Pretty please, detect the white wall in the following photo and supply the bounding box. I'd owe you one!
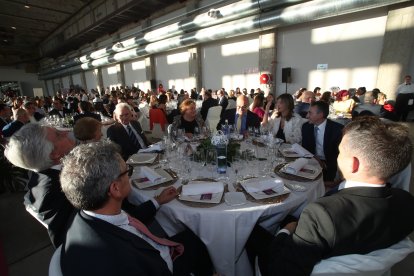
[71,73,82,88]
[123,59,149,90]
[85,70,99,91]
[275,12,388,95]
[202,35,260,91]
[155,50,194,91]
[0,66,45,97]
[102,64,121,89]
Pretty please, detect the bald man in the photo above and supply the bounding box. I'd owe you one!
[218,95,260,134]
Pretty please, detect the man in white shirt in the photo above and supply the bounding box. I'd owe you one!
[247,116,414,275]
[395,75,414,121]
[60,141,213,276]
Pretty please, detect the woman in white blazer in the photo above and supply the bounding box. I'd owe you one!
[262,94,305,144]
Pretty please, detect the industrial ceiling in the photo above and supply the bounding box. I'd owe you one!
[0,0,182,67]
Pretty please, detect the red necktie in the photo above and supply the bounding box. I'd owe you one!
[127,215,184,260]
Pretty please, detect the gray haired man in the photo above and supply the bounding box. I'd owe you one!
[6,123,177,247]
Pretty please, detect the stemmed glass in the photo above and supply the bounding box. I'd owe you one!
[231,153,242,185]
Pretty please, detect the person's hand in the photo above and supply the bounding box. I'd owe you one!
[283,221,298,234]
[155,186,178,205]
[265,100,273,111]
[185,132,193,139]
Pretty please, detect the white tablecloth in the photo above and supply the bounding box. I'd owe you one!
[129,162,325,276]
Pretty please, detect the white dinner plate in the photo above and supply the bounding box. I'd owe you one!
[132,168,173,189]
[280,163,322,180]
[127,153,158,165]
[179,182,224,204]
[240,181,290,200]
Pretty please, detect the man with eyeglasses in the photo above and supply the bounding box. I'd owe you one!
[5,123,176,248]
[219,95,260,135]
[60,141,214,276]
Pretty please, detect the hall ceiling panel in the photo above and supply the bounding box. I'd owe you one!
[0,0,183,66]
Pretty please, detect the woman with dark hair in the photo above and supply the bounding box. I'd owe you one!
[251,95,265,121]
[171,99,204,139]
[320,91,332,103]
[262,93,304,144]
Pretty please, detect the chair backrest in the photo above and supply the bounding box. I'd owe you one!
[206,106,223,131]
[311,237,414,276]
[48,245,62,276]
[149,108,168,131]
[226,99,236,110]
[151,123,166,139]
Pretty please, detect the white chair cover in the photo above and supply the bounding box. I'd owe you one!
[151,123,165,139]
[226,99,236,110]
[205,106,223,131]
[311,238,414,276]
[48,245,62,276]
[255,238,414,276]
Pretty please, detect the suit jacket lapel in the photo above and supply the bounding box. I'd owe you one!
[80,211,160,253]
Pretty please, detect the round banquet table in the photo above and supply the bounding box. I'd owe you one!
[128,156,325,276]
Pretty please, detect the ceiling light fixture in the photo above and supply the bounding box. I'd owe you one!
[11,26,16,29]
[24,1,30,8]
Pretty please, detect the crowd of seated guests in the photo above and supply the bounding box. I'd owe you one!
[2,78,414,275]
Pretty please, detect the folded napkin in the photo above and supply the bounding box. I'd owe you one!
[182,182,224,196]
[285,158,308,174]
[138,142,163,153]
[243,178,284,193]
[132,166,165,183]
[291,143,313,157]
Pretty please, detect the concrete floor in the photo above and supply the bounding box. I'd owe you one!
[1,123,414,276]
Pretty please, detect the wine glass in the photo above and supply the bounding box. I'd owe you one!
[193,150,206,179]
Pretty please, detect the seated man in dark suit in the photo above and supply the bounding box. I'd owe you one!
[73,101,101,124]
[246,117,414,276]
[2,108,29,138]
[218,95,260,134]
[5,124,176,248]
[60,141,213,276]
[49,97,71,118]
[200,90,218,121]
[302,101,343,185]
[107,103,150,160]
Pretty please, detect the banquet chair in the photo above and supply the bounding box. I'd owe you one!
[206,106,222,131]
[151,123,165,140]
[255,238,414,276]
[49,245,62,276]
[149,108,168,131]
[226,99,236,110]
[311,237,414,276]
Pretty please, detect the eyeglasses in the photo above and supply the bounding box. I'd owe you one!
[237,105,248,110]
[118,165,134,178]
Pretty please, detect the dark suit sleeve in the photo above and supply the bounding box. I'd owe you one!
[122,199,157,225]
[269,202,335,275]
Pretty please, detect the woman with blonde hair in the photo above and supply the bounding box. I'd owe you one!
[171,99,204,139]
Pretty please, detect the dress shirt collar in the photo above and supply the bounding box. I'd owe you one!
[338,180,386,190]
[50,164,62,171]
[315,118,327,130]
[83,209,129,227]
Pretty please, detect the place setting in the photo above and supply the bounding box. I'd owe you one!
[130,165,178,190]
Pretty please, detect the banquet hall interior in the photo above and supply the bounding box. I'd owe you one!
[1,0,414,275]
